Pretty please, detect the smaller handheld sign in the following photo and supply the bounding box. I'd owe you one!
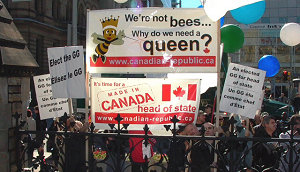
[33,74,69,120]
[47,46,86,98]
[220,63,266,119]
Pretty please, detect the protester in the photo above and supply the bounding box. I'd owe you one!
[196,110,206,131]
[104,129,128,172]
[65,116,89,172]
[277,92,288,103]
[292,93,300,113]
[167,123,199,172]
[204,104,213,123]
[190,122,215,172]
[253,114,279,170]
[25,109,36,166]
[129,130,156,172]
[33,106,47,147]
[279,114,300,172]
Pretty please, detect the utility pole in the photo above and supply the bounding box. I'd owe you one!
[72,0,78,46]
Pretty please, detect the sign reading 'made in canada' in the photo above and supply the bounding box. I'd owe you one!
[91,78,201,130]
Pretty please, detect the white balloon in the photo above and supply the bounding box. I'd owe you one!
[204,0,264,21]
[280,23,300,46]
[114,0,128,3]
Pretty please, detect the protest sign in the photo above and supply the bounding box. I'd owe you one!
[91,78,201,130]
[33,74,69,120]
[86,8,219,73]
[220,63,266,118]
[47,46,86,98]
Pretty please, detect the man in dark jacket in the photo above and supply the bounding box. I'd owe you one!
[253,114,279,170]
[190,122,215,172]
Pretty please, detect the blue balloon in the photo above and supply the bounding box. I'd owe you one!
[220,17,224,27]
[198,5,203,8]
[230,0,266,24]
[258,55,280,77]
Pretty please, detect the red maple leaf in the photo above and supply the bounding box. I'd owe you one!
[173,86,185,98]
[204,47,210,53]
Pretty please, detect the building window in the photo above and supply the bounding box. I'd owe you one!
[261,17,270,23]
[277,46,290,63]
[241,46,255,62]
[279,17,287,23]
[259,46,272,57]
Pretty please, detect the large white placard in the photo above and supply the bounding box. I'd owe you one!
[91,78,201,130]
[47,46,86,98]
[33,74,69,120]
[220,63,266,119]
[86,8,219,73]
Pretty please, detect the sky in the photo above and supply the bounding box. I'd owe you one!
[167,73,217,94]
[181,0,202,8]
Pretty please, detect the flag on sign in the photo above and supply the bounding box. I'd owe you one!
[162,84,197,101]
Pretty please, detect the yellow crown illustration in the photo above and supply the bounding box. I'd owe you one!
[100,16,119,30]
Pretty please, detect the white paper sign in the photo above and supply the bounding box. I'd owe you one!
[86,8,219,73]
[91,78,201,130]
[220,63,266,119]
[33,74,69,120]
[47,46,86,98]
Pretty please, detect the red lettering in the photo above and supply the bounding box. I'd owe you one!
[101,101,110,111]
[101,93,155,111]
[145,93,154,102]
[128,96,138,106]
[135,94,145,104]
[118,97,128,108]
[111,99,120,110]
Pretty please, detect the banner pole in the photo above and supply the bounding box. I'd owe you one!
[68,98,73,116]
[85,71,90,168]
[213,21,222,172]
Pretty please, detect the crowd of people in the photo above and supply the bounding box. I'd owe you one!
[22,101,300,172]
[166,103,300,172]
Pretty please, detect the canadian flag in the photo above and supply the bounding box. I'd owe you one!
[162,84,197,101]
